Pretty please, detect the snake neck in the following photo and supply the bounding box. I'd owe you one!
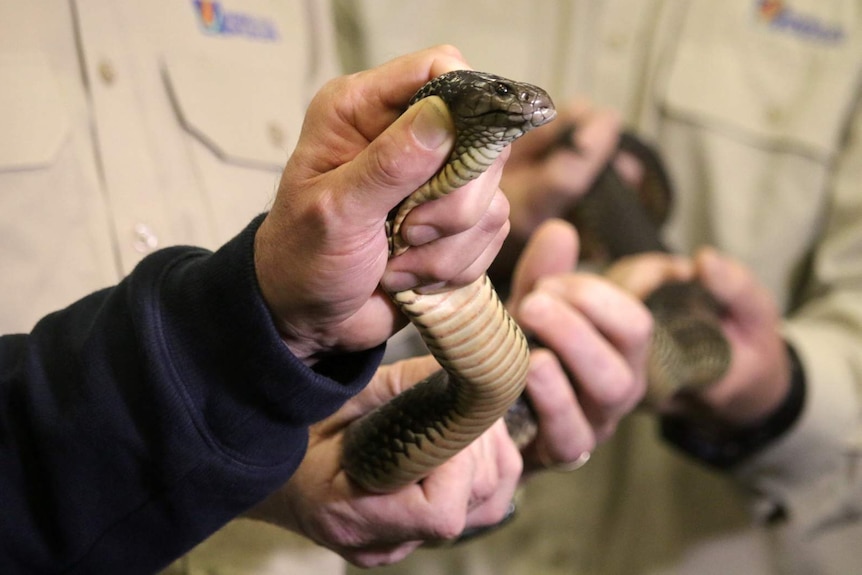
[388,126,511,257]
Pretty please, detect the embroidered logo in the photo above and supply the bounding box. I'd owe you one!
[756,0,845,44]
[193,1,280,42]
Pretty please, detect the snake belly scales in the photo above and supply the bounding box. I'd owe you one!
[341,70,730,494]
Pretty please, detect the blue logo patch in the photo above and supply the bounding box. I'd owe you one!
[193,1,280,42]
[756,0,845,44]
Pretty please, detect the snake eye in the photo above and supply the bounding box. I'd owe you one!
[494,82,510,96]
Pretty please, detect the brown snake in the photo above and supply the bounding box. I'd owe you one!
[341,71,731,494]
[342,70,555,493]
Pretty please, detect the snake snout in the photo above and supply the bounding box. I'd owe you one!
[519,88,556,129]
[531,102,557,128]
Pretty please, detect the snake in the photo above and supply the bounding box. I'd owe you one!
[341,70,556,493]
[341,70,731,494]
[566,130,732,406]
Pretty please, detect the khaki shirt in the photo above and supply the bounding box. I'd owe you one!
[343,1,862,573]
[1,1,345,573]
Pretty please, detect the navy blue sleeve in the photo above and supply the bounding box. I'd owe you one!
[0,215,383,574]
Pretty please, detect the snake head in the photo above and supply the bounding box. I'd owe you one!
[386,70,558,257]
[410,70,557,141]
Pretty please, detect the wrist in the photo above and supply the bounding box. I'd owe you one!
[661,343,806,469]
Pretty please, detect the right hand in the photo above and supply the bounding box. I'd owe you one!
[501,99,621,247]
[254,46,511,364]
[507,220,652,471]
[606,249,791,426]
[247,355,522,568]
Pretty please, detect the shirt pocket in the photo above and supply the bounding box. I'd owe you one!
[660,3,860,160]
[162,53,303,171]
[0,53,69,170]
[161,53,308,241]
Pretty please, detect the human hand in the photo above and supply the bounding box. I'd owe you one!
[246,355,521,567]
[500,99,620,249]
[507,220,650,471]
[254,46,510,364]
[605,249,792,426]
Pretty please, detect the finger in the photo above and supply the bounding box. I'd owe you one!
[317,45,475,224]
[397,150,509,247]
[531,149,603,195]
[435,221,510,291]
[511,98,610,158]
[345,541,423,569]
[346,45,470,140]
[464,423,522,528]
[523,107,621,195]
[524,348,595,464]
[383,201,510,293]
[414,448,478,540]
[571,105,621,157]
[539,274,653,369]
[338,96,458,223]
[695,247,777,328]
[509,218,579,308]
[364,355,443,406]
[317,355,442,432]
[519,290,632,434]
[520,281,649,432]
[605,252,695,299]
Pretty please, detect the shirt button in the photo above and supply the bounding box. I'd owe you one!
[132,223,159,254]
[765,105,784,126]
[605,32,629,50]
[98,60,117,85]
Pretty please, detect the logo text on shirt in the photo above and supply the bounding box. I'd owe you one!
[756,0,845,44]
[193,1,280,42]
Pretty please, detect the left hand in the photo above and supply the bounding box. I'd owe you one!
[246,355,521,567]
[606,248,792,426]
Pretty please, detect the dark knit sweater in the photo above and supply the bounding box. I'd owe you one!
[0,216,381,573]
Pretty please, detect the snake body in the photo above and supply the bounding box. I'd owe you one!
[341,70,557,493]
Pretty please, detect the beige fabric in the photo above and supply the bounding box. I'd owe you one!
[1,1,344,573]
[342,1,862,573]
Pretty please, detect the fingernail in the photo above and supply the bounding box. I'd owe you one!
[411,97,453,150]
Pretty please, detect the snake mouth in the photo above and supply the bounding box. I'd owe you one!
[463,107,556,128]
[531,106,558,127]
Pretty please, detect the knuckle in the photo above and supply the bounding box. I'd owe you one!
[536,390,575,423]
[472,465,502,504]
[631,305,655,343]
[348,546,412,569]
[367,132,410,189]
[482,191,511,231]
[421,254,458,282]
[594,420,619,443]
[427,512,467,541]
[595,368,638,410]
[506,448,524,477]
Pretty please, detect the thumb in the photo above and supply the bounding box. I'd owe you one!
[316,355,441,434]
[508,219,579,308]
[340,96,456,223]
[695,247,774,328]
